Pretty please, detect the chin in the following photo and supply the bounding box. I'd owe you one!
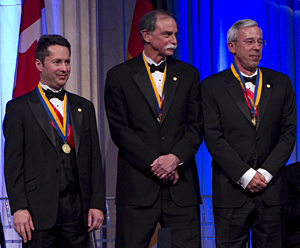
[165,51,174,56]
[251,63,260,68]
[57,82,67,88]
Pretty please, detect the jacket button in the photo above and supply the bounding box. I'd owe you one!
[56,169,59,173]
[161,137,165,141]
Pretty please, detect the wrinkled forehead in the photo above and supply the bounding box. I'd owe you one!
[155,15,176,27]
[237,26,263,39]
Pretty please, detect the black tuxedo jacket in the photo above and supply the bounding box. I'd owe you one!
[3,89,105,230]
[105,53,202,207]
[202,67,296,208]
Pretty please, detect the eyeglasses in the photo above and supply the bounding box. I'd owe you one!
[235,38,266,46]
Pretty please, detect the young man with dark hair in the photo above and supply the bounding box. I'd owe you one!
[4,34,106,247]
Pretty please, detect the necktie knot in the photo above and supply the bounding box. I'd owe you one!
[43,89,65,101]
[243,75,257,85]
[148,61,165,73]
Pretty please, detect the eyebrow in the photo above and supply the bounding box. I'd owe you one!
[161,30,178,35]
[51,59,70,62]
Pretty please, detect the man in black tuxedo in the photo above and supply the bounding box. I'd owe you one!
[105,9,202,248]
[202,19,296,248]
[4,34,106,247]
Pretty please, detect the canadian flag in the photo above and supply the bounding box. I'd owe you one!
[13,0,46,98]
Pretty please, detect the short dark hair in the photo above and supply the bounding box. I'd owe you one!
[138,9,173,44]
[35,34,71,66]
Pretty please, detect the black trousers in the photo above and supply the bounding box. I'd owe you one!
[23,190,89,248]
[284,226,300,248]
[214,195,285,248]
[115,187,201,248]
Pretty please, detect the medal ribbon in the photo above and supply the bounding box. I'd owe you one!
[49,101,75,149]
[142,50,167,117]
[230,61,263,116]
[36,84,69,143]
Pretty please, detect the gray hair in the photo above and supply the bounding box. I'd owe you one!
[227,19,261,43]
[138,9,173,44]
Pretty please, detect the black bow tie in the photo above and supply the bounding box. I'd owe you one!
[43,89,65,101]
[243,75,257,85]
[148,61,165,73]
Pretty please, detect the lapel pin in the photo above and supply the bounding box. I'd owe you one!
[173,77,177,81]
[266,84,271,88]
[78,108,82,112]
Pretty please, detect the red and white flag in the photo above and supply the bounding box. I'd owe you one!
[13,0,46,98]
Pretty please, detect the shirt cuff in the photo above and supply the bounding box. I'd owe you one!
[257,168,273,183]
[177,160,184,167]
[237,168,257,189]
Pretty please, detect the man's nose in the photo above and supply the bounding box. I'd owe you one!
[60,63,67,71]
[171,34,177,44]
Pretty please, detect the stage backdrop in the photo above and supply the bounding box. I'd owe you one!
[0,0,299,247]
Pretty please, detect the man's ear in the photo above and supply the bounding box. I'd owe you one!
[142,29,151,43]
[228,42,236,55]
[35,59,43,72]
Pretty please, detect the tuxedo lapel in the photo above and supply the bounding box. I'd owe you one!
[133,55,158,118]
[161,61,179,124]
[256,72,272,129]
[225,70,253,125]
[28,90,56,148]
[133,55,180,124]
[68,94,82,154]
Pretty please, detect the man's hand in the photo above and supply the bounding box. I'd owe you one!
[87,208,104,233]
[13,209,34,243]
[150,154,180,180]
[162,169,179,185]
[247,172,267,193]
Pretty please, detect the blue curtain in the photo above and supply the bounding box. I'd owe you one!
[171,0,300,246]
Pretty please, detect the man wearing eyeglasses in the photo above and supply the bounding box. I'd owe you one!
[201,19,296,248]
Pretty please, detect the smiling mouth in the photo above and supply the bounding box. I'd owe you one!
[57,74,68,78]
[250,55,260,60]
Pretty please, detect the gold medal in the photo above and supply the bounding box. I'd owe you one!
[157,114,162,124]
[62,143,71,154]
[251,116,257,127]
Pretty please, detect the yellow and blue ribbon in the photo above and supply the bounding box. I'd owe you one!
[231,61,262,116]
[142,50,167,116]
[36,83,69,142]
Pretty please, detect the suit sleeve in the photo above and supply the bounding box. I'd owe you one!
[259,76,296,177]
[3,101,29,214]
[104,69,161,176]
[201,78,252,182]
[166,69,202,168]
[87,102,106,212]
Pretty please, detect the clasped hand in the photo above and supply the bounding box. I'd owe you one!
[247,172,267,193]
[150,154,180,185]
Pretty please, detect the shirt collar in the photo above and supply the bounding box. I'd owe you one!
[39,82,63,93]
[144,53,165,66]
[240,70,257,78]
